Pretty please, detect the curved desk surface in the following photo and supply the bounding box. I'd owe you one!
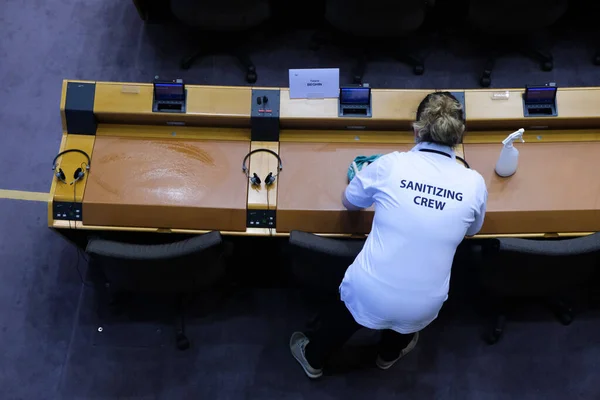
[83,136,249,232]
[466,141,600,234]
[49,80,600,238]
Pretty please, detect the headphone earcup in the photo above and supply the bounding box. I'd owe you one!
[73,168,85,181]
[56,168,66,183]
[265,172,275,186]
[250,173,261,186]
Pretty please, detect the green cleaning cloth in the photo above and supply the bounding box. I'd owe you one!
[348,154,383,182]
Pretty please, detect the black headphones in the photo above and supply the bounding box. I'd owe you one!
[242,149,283,186]
[52,149,91,185]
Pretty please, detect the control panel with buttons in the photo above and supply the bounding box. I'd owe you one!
[247,209,276,228]
[251,89,280,141]
[53,201,83,221]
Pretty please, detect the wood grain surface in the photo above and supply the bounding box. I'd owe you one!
[465,142,600,234]
[83,136,250,231]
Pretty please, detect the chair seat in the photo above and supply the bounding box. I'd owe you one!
[86,231,228,293]
[325,1,426,37]
[468,0,568,31]
[171,0,271,31]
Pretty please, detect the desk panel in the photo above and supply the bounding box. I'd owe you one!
[465,142,600,234]
[83,136,250,231]
[465,88,600,130]
[279,89,433,130]
[93,82,252,126]
[277,142,413,233]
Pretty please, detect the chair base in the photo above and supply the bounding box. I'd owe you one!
[483,297,573,345]
[310,30,424,85]
[351,52,424,85]
[478,43,554,88]
[175,294,191,351]
[95,282,193,351]
[594,50,600,66]
[180,49,257,84]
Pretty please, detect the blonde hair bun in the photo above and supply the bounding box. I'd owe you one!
[413,93,465,147]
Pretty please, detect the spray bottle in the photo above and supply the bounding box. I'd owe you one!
[495,128,525,177]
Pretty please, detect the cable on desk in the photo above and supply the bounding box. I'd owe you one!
[69,180,92,288]
[266,186,273,237]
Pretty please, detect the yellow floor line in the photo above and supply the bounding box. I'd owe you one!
[0,189,49,202]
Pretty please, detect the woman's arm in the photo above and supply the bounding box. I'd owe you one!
[342,159,382,210]
[342,190,364,210]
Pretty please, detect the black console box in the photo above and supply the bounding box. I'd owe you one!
[53,201,83,221]
[251,89,280,141]
[247,209,276,228]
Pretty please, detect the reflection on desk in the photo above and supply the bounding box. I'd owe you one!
[83,136,250,231]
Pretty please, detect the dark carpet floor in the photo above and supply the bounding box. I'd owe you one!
[2,1,600,399]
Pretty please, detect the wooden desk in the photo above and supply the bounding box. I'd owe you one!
[50,80,600,238]
[465,87,600,130]
[51,80,256,234]
[280,89,433,130]
[465,141,600,235]
[277,141,413,234]
[83,134,249,232]
[93,82,252,127]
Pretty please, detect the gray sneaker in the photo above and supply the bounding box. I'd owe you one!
[289,332,323,379]
[376,332,419,370]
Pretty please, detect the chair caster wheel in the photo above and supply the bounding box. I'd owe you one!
[480,76,491,87]
[180,57,193,70]
[246,66,257,84]
[541,61,553,72]
[484,327,503,345]
[176,333,190,350]
[550,300,573,325]
[246,72,257,84]
[413,65,424,75]
[557,312,573,325]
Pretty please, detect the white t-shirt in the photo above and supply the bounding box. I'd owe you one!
[340,142,488,334]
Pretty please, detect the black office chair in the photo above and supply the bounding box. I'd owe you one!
[288,231,365,293]
[86,231,232,350]
[477,233,600,344]
[312,0,432,84]
[170,0,272,83]
[467,0,569,87]
[287,231,366,335]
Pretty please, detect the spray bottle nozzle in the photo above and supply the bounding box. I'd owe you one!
[502,128,525,146]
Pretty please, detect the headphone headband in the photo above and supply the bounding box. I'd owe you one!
[242,149,283,178]
[52,149,91,170]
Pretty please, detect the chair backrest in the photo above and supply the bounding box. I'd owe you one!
[86,231,228,293]
[468,0,569,29]
[324,0,428,37]
[287,230,365,293]
[479,233,600,295]
[171,0,271,31]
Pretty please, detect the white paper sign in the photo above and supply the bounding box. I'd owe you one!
[289,68,340,99]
